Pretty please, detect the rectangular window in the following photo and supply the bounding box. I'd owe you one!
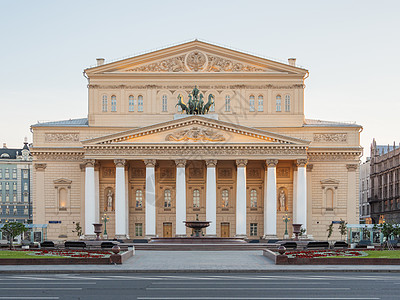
[12,169,17,179]
[102,95,108,112]
[23,170,28,179]
[258,96,264,112]
[162,95,168,112]
[276,96,282,112]
[0,169,2,179]
[24,182,28,191]
[250,223,258,236]
[111,95,117,112]
[24,207,28,215]
[0,183,2,191]
[285,95,291,112]
[5,169,9,179]
[23,193,28,202]
[6,194,9,202]
[225,95,230,112]
[13,194,17,202]
[5,183,9,191]
[138,95,144,112]
[13,183,16,191]
[249,96,255,112]
[129,95,135,112]
[135,223,143,237]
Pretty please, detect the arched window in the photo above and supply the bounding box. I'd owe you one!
[59,188,67,210]
[111,95,117,112]
[258,95,264,112]
[136,190,143,208]
[138,95,144,112]
[326,188,334,211]
[164,189,171,208]
[250,189,257,208]
[102,95,108,112]
[249,95,255,112]
[285,95,291,112]
[222,189,229,208]
[193,189,200,208]
[129,95,135,112]
[225,95,231,112]
[276,95,281,112]
[13,194,17,202]
[162,95,168,112]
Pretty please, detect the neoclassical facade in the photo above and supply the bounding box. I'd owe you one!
[31,40,362,240]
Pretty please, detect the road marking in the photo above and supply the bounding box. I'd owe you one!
[0,282,96,285]
[0,288,82,290]
[151,282,330,285]
[137,297,380,300]
[0,298,59,300]
[146,287,350,290]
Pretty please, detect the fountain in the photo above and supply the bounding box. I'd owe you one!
[183,214,210,237]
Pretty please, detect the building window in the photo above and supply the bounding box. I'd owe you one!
[285,95,291,112]
[6,194,9,202]
[111,95,117,112]
[12,169,17,179]
[162,95,168,112]
[249,95,255,112]
[136,189,143,208]
[258,95,264,112]
[193,189,200,208]
[250,223,258,236]
[13,194,17,202]
[13,207,17,215]
[276,95,281,112]
[0,183,2,191]
[129,95,135,112]
[5,183,9,191]
[164,189,171,208]
[23,193,28,202]
[135,223,143,236]
[24,206,28,215]
[102,95,107,112]
[24,182,28,191]
[138,95,144,112]
[225,95,230,112]
[5,169,9,179]
[0,169,2,179]
[23,170,28,179]
[5,206,9,215]
[250,189,257,208]
[59,188,67,211]
[13,183,17,191]
[222,189,229,208]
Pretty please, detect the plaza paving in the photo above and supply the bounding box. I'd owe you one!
[2,250,400,273]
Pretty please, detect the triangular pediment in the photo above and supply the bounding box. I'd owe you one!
[82,115,310,146]
[53,178,72,185]
[85,40,307,75]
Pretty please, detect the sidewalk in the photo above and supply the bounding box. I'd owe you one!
[1,250,400,273]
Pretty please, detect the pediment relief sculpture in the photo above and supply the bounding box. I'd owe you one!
[125,51,266,73]
[165,127,225,142]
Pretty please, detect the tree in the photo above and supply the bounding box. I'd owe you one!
[327,223,334,240]
[338,219,347,241]
[1,222,28,250]
[72,222,83,238]
[373,222,400,249]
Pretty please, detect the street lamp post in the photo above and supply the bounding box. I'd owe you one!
[282,214,291,239]
[102,213,109,239]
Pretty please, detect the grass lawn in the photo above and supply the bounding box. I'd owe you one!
[332,250,400,259]
[0,250,67,259]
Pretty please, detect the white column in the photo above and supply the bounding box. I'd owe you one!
[265,159,278,238]
[206,160,217,236]
[145,160,156,237]
[306,164,313,239]
[296,159,308,231]
[115,159,127,239]
[125,167,130,239]
[94,165,100,223]
[263,166,268,236]
[84,160,96,237]
[293,169,298,223]
[175,160,187,236]
[347,164,358,224]
[236,159,248,237]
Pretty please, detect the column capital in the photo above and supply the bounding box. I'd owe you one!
[84,159,96,168]
[34,163,47,171]
[175,159,187,168]
[144,159,156,168]
[114,159,126,168]
[236,159,248,167]
[206,160,217,168]
[346,164,358,172]
[266,159,278,168]
[296,158,308,167]
[306,164,314,172]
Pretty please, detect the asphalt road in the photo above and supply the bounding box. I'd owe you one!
[0,272,398,300]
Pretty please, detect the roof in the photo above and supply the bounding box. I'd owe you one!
[31,118,88,127]
[304,119,361,128]
[0,148,20,160]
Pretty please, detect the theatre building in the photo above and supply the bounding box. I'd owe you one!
[31,40,362,240]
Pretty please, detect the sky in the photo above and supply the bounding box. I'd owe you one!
[1,0,399,161]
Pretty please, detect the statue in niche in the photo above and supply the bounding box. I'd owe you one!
[105,189,114,212]
[279,189,287,211]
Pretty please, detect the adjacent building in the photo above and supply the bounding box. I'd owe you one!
[31,40,362,241]
[0,139,32,225]
[359,158,371,223]
[369,139,400,224]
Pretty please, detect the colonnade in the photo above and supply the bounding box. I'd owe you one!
[84,158,308,238]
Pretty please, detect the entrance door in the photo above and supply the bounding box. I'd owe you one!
[221,223,230,238]
[163,223,172,237]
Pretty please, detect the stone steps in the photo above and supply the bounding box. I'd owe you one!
[132,243,277,251]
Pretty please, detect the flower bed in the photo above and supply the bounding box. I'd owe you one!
[22,249,112,259]
[285,249,368,259]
